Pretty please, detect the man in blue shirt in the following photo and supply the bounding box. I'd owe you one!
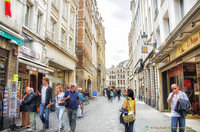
[63,84,82,132]
[167,84,189,132]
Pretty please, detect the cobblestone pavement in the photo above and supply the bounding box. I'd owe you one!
[2,97,196,132]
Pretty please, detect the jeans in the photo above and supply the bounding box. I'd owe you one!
[171,116,186,132]
[29,112,36,130]
[67,109,77,132]
[125,121,135,132]
[39,104,50,129]
[85,96,89,104]
[55,106,65,129]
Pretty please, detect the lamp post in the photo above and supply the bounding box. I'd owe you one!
[141,32,157,48]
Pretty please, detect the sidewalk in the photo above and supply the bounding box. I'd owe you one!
[163,112,200,132]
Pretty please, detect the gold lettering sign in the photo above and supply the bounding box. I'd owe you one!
[176,30,200,57]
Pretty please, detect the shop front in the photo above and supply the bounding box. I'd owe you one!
[0,25,23,129]
[159,29,200,116]
[19,33,52,108]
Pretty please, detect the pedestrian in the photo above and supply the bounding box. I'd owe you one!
[106,89,111,100]
[38,77,52,132]
[77,88,85,118]
[47,84,65,132]
[110,89,114,102]
[22,88,37,132]
[19,87,30,128]
[117,89,121,101]
[63,84,83,132]
[167,84,189,132]
[84,90,89,105]
[121,88,136,132]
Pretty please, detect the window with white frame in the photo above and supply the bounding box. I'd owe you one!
[180,0,184,18]
[61,29,65,48]
[50,18,56,40]
[36,12,41,34]
[68,37,73,52]
[70,8,75,28]
[52,0,57,7]
[24,3,31,27]
[62,0,66,18]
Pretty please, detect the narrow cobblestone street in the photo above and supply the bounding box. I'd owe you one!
[3,96,196,132]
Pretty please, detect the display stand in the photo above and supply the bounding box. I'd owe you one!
[9,81,20,130]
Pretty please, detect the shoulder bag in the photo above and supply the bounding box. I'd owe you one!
[122,99,135,123]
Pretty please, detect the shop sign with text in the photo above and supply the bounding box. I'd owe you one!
[176,30,200,57]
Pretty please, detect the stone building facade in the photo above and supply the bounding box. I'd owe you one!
[0,0,24,129]
[45,0,78,95]
[107,60,130,90]
[76,0,106,96]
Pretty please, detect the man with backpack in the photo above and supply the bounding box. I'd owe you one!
[63,84,82,132]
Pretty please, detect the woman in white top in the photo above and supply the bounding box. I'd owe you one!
[48,84,65,132]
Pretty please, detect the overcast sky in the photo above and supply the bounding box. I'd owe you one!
[97,0,131,68]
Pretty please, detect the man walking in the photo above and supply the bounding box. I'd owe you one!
[64,84,82,132]
[167,84,189,132]
[117,88,121,101]
[38,77,52,132]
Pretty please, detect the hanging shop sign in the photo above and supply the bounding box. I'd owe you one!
[176,29,200,57]
[142,47,148,53]
[13,74,18,81]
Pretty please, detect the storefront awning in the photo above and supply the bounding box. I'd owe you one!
[19,59,54,74]
[0,25,23,46]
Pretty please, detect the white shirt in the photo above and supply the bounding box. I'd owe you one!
[55,92,65,107]
[41,86,48,104]
[168,91,189,117]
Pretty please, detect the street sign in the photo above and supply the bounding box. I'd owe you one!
[92,91,97,97]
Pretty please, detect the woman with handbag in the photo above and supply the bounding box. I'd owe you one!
[121,89,136,132]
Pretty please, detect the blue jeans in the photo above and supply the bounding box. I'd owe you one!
[56,106,65,129]
[171,116,186,132]
[67,109,77,132]
[125,121,135,132]
[39,104,50,129]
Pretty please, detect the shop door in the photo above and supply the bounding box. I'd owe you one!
[169,77,175,93]
[30,74,36,92]
[37,73,44,108]
[162,71,169,110]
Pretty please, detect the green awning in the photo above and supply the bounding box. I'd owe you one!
[0,29,23,46]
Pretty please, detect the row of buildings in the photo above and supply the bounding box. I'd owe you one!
[106,60,130,90]
[0,0,106,129]
[128,0,200,115]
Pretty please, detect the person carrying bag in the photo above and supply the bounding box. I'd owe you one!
[120,89,136,132]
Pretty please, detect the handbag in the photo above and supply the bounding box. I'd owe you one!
[122,99,135,123]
